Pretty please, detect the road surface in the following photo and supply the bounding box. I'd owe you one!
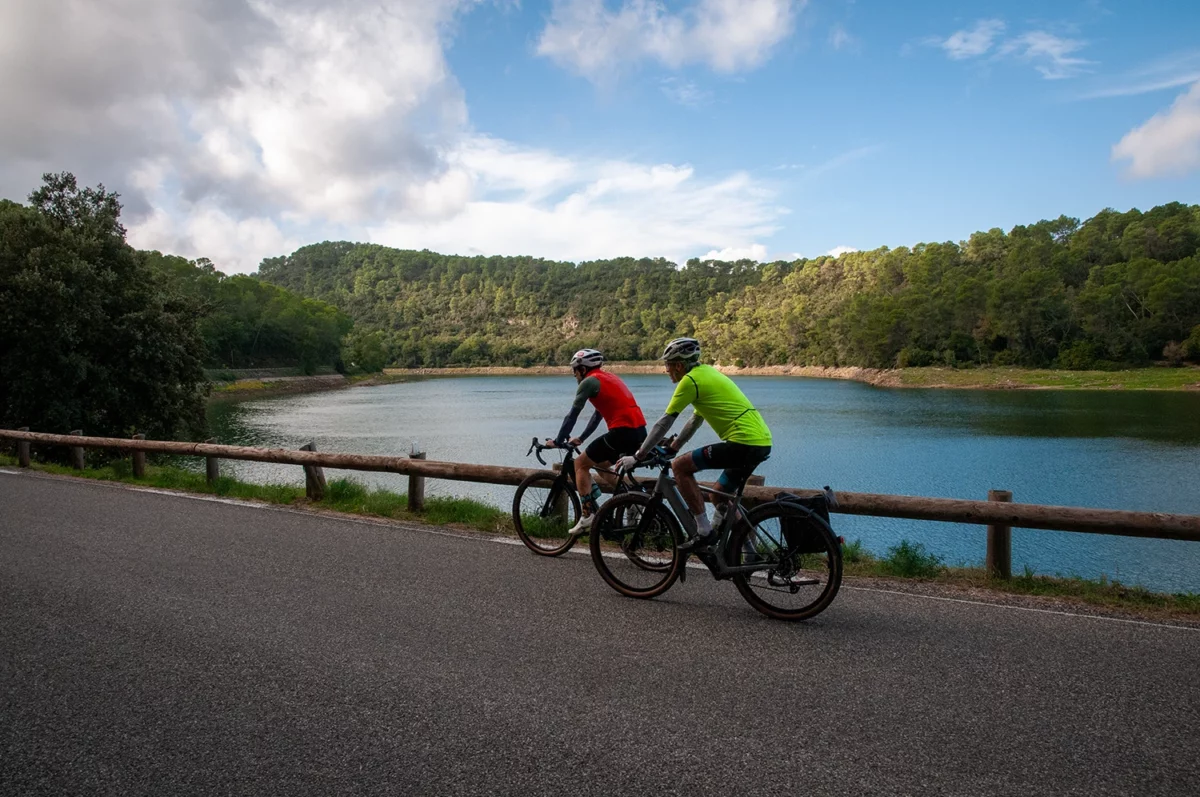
[2,470,1197,795]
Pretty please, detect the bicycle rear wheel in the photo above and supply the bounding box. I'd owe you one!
[729,503,843,621]
[589,492,682,598]
[512,472,581,556]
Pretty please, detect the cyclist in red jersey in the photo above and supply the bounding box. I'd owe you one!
[545,349,647,533]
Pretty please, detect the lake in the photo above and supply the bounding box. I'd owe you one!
[207,375,1200,593]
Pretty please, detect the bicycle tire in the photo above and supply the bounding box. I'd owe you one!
[512,471,582,556]
[729,502,843,621]
[589,492,683,598]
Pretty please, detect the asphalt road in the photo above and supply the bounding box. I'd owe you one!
[1,470,1197,796]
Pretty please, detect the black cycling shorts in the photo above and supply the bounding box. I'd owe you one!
[586,426,647,464]
[690,442,772,492]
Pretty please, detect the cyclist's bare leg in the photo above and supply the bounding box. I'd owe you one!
[574,452,602,515]
[671,453,705,516]
[592,466,618,492]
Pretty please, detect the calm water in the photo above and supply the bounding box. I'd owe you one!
[207,376,1200,593]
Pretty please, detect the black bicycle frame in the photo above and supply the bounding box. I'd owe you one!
[635,464,767,580]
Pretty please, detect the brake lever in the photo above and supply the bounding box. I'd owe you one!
[536,448,547,466]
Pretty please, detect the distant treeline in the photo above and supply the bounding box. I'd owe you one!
[142,252,351,373]
[259,202,1200,369]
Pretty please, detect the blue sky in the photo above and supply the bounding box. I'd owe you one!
[2,0,1199,271]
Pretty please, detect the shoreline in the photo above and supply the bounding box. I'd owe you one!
[207,363,1200,401]
[382,363,1200,391]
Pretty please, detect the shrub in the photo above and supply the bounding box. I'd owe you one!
[1056,340,1101,370]
[841,538,870,564]
[1186,325,1200,362]
[896,347,937,368]
[880,540,944,578]
[1163,341,1186,366]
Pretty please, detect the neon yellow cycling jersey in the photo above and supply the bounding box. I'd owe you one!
[664,364,772,446]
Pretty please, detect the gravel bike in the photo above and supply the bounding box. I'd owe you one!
[588,448,843,621]
[512,437,647,557]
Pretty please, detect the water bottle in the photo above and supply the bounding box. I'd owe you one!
[711,504,728,533]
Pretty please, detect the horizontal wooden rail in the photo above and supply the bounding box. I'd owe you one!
[3,429,1199,543]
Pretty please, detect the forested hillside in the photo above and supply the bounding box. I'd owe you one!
[258,203,1200,369]
[142,252,351,372]
[260,247,761,365]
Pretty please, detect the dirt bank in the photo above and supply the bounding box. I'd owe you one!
[385,363,900,385]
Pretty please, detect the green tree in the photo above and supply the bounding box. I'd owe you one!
[0,174,208,441]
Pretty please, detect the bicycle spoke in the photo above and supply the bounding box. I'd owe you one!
[513,473,581,557]
[730,504,843,621]
[590,493,681,597]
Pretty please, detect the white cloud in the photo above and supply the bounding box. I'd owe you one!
[930,20,1093,80]
[940,19,1005,60]
[536,0,801,82]
[829,25,858,52]
[1112,81,1200,178]
[998,31,1093,80]
[3,0,788,274]
[826,245,857,257]
[369,137,785,264]
[701,244,769,261]
[660,77,712,107]
[799,145,882,183]
[1078,51,1200,99]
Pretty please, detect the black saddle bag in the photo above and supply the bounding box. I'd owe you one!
[774,487,838,555]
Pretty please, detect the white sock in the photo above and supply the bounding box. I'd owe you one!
[693,512,712,536]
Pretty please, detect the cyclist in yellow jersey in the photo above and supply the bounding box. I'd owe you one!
[616,338,772,548]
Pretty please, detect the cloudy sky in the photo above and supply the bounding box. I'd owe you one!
[2,0,1199,273]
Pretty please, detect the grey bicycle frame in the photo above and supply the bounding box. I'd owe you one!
[649,466,766,578]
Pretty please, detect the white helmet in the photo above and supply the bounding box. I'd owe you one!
[662,337,701,363]
[570,348,604,371]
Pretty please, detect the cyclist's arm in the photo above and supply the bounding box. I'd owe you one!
[672,412,705,451]
[633,374,698,459]
[634,413,678,459]
[578,411,603,442]
[554,376,600,443]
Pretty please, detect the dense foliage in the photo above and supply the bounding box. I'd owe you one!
[260,245,762,366]
[141,252,352,373]
[259,203,1200,369]
[0,174,208,439]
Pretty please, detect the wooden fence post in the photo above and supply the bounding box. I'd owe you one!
[205,438,220,485]
[17,427,30,467]
[131,434,146,478]
[299,442,327,501]
[69,430,84,470]
[987,489,1013,580]
[408,445,426,513]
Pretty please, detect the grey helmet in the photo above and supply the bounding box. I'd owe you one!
[569,348,604,371]
[662,337,701,363]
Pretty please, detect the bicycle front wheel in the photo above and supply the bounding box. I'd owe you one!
[589,492,682,598]
[512,472,581,556]
[729,503,843,621]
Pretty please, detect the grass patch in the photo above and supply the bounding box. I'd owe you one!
[896,365,1200,390]
[9,455,305,504]
[0,455,507,531]
[837,537,1200,620]
[323,478,409,518]
[878,539,945,578]
[423,496,509,532]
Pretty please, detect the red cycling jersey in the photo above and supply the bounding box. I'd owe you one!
[589,370,646,430]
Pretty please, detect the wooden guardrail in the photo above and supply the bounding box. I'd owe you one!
[3,429,1200,579]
